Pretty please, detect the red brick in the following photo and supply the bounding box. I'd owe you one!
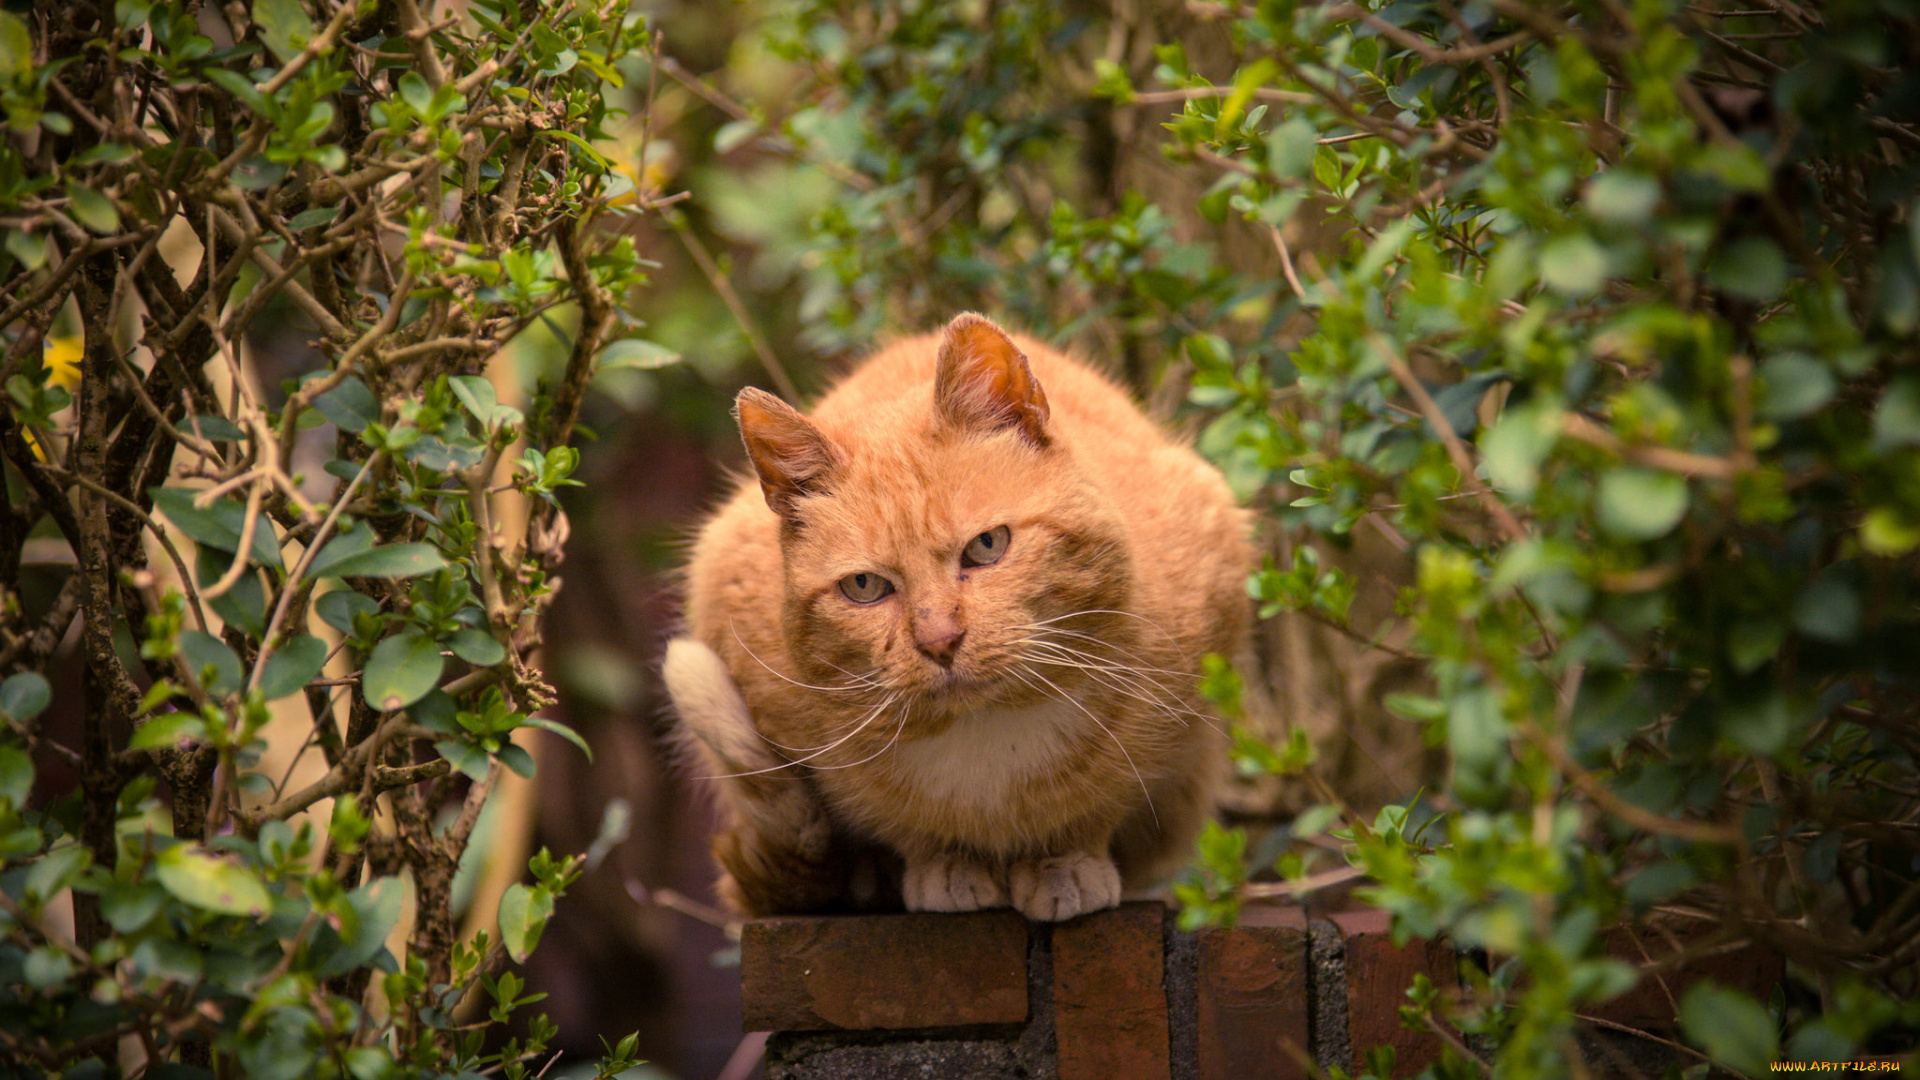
[1332,909,1459,1078]
[1053,902,1171,1080]
[741,910,1029,1032]
[1591,927,1785,1031]
[1197,904,1312,1080]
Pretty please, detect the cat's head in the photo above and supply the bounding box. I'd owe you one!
[734,313,1132,716]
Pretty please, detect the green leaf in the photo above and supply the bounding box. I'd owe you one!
[1584,170,1661,225]
[523,717,591,762]
[315,876,403,979]
[315,589,380,636]
[304,520,376,579]
[24,843,90,902]
[252,0,314,64]
[74,141,137,166]
[317,543,448,579]
[1540,234,1608,295]
[540,128,608,166]
[255,634,329,699]
[1680,982,1778,1077]
[1872,375,1920,450]
[1726,618,1784,674]
[185,413,250,442]
[713,117,759,153]
[497,741,536,778]
[5,229,50,271]
[130,935,203,983]
[1725,688,1796,757]
[361,628,443,711]
[410,689,459,734]
[1480,399,1562,500]
[1861,506,1920,556]
[1793,566,1861,644]
[65,180,120,235]
[179,630,244,695]
[154,844,271,917]
[1707,236,1788,303]
[1265,115,1318,181]
[448,627,506,667]
[127,712,209,751]
[0,11,31,81]
[24,947,74,990]
[99,879,166,933]
[0,745,31,804]
[434,739,490,782]
[1757,354,1835,420]
[0,671,51,722]
[1596,468,1688,541]
[497,882,553,963]
[198,545,267,638]
[344,1047,397,1080]
[597,338,682,371]
[1624,861,1697,906]
[287,206,340,231]
[309,375,379,434]
[405,434,485,473]
[204,67,268,114]
[151,487,285,571]
[448,375,499,423]
[397,71,432,114]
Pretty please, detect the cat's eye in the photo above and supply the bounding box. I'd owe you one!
[961,525,1011,568]
[838,572,894,604]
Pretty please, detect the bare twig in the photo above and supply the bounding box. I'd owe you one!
[668,214,802,402]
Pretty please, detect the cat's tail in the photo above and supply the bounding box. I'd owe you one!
[662,638,850,915]
[662,637,786,779]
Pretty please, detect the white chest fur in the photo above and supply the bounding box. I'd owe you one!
[887,699,1083,810]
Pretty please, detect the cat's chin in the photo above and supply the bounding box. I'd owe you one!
[910,669,1044,718]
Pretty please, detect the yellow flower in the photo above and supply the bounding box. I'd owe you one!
[599,132,676,207]
[25,335,81,461]
[43,334,81,390]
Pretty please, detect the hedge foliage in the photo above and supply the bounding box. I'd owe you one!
[0,0,658,1074]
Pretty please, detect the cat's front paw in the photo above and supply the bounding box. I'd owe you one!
[1009,852,1121,922]
[903,854,1007,912]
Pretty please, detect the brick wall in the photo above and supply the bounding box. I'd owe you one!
[740,902,1783,1080]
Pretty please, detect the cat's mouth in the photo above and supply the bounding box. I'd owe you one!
[916,664,1037,713]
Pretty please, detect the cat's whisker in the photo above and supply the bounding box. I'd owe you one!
[728,619,887,696]
[1016,608,1181,643]
[1008,626,1198,681]
[762,690,901,760]
[811,693,912,772]
[1009,632,1231,734]
[1011,638,1228,738]
[1011,639,1191,690]
[1007,634,1193,701]
[1009,665,1159,828]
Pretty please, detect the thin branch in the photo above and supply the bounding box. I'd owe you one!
[252,452,383,689]
[1383,343,1530,543]
[668,214,801,402]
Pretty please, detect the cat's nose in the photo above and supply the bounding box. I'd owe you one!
[915,625,965,665]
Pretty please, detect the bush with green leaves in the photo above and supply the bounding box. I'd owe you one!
[0,0,664,1074]
[668,0,1920,1074]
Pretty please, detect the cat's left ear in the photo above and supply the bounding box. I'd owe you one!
[736,386,842,522]
[935,312,1051,447]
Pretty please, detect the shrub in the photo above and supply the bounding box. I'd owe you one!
[0,0,659,1074]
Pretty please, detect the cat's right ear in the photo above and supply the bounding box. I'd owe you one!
[935,312,1050,446]
[736,387,841,521]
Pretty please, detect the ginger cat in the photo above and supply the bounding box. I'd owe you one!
[664,313,1251,922]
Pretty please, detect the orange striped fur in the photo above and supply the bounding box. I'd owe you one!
[665,313,1251,921]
